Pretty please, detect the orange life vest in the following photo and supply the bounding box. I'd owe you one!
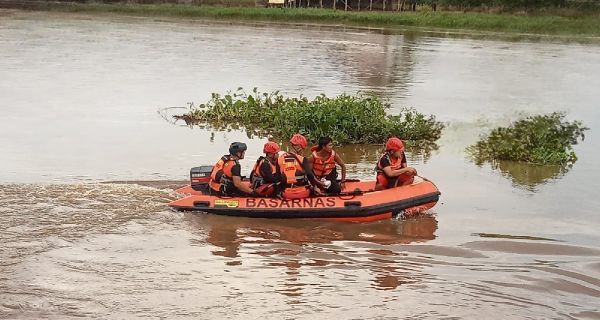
[311,150,337,178]
[209,155,238,193]
[277,152,307,186]
[375,152,405,188]
[250,156,277,186]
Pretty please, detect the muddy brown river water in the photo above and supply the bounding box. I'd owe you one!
[1,9,599,319]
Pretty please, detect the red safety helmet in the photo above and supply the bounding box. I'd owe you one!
[289,134,308,149]
[385,137,404,152]
[263,142,280,154]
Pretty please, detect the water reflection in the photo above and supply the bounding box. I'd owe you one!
[185,213,437,292]
[487,160,571,191]
[322,30,421,95]
[188,214,436,255]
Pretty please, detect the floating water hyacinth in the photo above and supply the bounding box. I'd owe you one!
[175,88,444,145]
[467,112,588,165]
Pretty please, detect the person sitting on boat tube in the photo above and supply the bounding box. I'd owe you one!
[250,141,282,197]
[276,134,325,199]
[374,137,417,190]
[309,136,347,195]
[209,142,256,196]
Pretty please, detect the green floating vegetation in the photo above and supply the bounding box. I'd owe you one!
[175,88,444,145]
[467,112,588,165]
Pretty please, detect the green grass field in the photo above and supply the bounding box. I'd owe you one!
[32,3,600,37]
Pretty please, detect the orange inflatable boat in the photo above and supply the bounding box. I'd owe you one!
[169,167,440,222]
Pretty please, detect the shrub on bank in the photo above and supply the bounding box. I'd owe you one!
[467,112,588,164]
[175,88,444,144]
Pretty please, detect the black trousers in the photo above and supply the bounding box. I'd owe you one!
[320,170,341,195]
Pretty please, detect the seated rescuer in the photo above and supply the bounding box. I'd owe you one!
[276,134,325,199]
[375,137,417,191]
[250,141,281,196]
[310,136,346,195]
[209,142,256,196]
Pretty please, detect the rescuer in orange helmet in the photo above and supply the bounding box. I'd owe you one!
[374,137,417,190]
[250,141,282,196]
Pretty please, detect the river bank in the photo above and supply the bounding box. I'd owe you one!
[4,2,600,37]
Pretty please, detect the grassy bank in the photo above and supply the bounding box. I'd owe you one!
[22,2,600,37]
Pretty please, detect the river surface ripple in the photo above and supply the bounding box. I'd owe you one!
[1,10,599,319]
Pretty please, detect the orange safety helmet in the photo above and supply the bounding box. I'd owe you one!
[263,141,280,154]
[289,134,308,149]
[385,137,405,152]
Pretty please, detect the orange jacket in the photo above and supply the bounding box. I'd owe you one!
[376,152,408,188]
[277,152,307,186]
[376,153,404,176]
[251,156,277,185]
[209,155,238,193]
[311,150,337,178]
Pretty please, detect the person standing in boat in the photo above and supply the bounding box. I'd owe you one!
[276,134,325,199]
[250,141,282,197]
[209,142,256,196]
[310,136,347,195]
[375,137,417,190]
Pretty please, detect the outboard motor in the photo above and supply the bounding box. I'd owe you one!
[190,166,213,193]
